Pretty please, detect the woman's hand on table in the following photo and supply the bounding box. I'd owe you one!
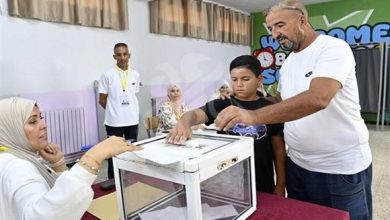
[86,136,143,164]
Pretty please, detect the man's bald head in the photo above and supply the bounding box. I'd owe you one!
[268,0,308,19]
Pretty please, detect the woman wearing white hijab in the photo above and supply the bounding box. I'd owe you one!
[209,80,232,101]
[0,97,142,220]
[158,84,189,131]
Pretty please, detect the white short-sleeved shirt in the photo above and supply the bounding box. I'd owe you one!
[0,153,96,220]
[278,35,372,174]
[98,67,140,127]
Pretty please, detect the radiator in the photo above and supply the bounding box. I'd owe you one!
[42,108,88,158]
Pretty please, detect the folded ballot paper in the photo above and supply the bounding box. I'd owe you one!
[133,137,231,165]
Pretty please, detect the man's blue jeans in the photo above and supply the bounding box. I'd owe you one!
[286,157,372,220]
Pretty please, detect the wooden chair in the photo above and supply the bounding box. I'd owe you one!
[143,116,160,138]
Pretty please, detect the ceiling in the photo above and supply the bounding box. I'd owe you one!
[209,0,337,13]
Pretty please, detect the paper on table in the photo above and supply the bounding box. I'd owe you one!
[139,203,238,220]
[139,206,187,220]
[139,204,211,220]
[134,138,231,165]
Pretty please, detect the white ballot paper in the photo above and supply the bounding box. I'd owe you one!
[139,203,238,220]
[133,137,231,165]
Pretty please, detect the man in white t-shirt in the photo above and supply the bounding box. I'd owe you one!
[98,43,141,189]
[209,1,372,219]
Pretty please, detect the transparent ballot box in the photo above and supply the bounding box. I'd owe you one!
[113,133,256,220]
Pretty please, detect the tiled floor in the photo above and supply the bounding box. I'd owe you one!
[95,125,390,219]
[369,125,390,219]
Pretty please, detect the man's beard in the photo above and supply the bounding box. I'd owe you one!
[279,28,305,51]
[280,39,294,51]
[277,34,294,51]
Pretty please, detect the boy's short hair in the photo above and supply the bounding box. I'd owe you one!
[229,55,261,77]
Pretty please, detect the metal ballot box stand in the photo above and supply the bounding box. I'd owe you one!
[113,133,256,220]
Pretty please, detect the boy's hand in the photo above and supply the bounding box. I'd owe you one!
[166,121,192,144]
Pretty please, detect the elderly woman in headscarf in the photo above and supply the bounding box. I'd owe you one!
[0,97,142,220]
[158,84,189,132]
[209,80,232,101]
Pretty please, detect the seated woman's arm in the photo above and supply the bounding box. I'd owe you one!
[3,155,95,220]
[2,136,141,220]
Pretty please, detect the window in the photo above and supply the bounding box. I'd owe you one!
[8,0,128,30]
[149,0,252,45]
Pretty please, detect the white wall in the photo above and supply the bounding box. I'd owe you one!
[0,0,250,140]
